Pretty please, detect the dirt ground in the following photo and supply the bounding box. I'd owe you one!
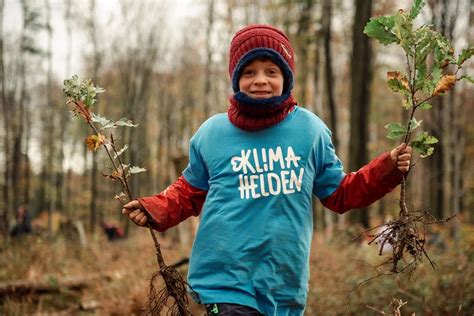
[1,223,473,315]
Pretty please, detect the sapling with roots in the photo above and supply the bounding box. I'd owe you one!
[63,75,193,315]
[360,0,473,275]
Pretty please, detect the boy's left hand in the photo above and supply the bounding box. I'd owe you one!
[390,143,412,173]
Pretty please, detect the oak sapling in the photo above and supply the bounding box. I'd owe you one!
[63,75,193,315]
[361,0,473,275]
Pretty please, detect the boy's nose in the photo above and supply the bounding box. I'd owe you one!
[253,72,268,85]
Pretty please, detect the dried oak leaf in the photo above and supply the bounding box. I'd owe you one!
[433,75,456,96]
[101,170,122,181]
[387,71,411,91]
[85,134,106,151]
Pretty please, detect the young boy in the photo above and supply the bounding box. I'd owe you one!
[122,24,412,315]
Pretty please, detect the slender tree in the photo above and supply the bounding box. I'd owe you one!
[322,0,338,151]
[0,0,8,237]
[44,0,54,236]
[296,0,314,105]
[59,0,72,217]
[203,0,215,118]
[349,0,373,227]
[87,0,102,234]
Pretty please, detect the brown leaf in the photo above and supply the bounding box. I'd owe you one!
[85,134,106,151]
[101,170,122,181]
[387,71,411,91]
[433,75,456,96]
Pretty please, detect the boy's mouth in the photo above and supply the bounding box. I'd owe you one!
[250,91,272,97]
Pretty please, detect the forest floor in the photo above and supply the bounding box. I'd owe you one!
[0,222,473,315]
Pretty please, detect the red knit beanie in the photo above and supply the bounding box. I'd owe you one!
[229,24,295,93]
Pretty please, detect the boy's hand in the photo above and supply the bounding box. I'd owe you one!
[390,143,412,173]
[122,200,149,226]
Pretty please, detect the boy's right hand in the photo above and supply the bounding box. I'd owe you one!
[122,200,149,226]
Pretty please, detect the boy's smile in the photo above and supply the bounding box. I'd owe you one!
[238,59,284,99]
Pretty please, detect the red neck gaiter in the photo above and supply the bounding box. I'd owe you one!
[227,93,297,131]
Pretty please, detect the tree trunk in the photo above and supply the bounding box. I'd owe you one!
[0,0,10,237]
[321,0,339,236]
[58,0,72,219]
[322,0,338,151]
[55,0,73,215]
[88,0,101,235]
[427,0,461,220]
[44,0,54,237]
[203,0,214,118]
[348,0,373,228]
[296,0,314,105]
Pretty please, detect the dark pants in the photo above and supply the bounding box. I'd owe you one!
[205,303,263,315]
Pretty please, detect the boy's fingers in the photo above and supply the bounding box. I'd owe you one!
[121,207,131,215]
[129,209,142,219]
[133,211,144,223]
[394,143,407,154]
[403,145,412,153]
[131,211,148,226]
[138,216,148,226]
[121,200,150,226]
[398,153,411,161]
[123,200,141,209]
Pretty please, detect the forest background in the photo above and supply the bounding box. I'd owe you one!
[1,0,473,314]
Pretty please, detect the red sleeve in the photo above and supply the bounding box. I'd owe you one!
[137,176,207,232]
[321,152,403,214]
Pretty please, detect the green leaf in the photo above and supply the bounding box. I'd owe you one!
[114,118,138,128]
[385,122,407,140]
[378,15,396,29]
[91,113,112,127]
[409,118,422,132]
[364,16,399,45]
[409,0,425,19]
[457,46,474,66]
[418,102,432,110]
[415,60,427,91]
[422,65,442,95]
[410,132,438,158]
[63,75,105,109]
[129,166,147,174]
[459,75,474,84]
[393,10,414,51]
[92,115,138,130]
[414,27,436,66]
[113,145,128,160]
[435,33,451,53]
[433,32,455,65]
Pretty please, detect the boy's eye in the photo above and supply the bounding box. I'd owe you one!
[267,68,279,75]
[243,69,254,75]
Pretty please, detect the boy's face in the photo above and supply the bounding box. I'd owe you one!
[238,59,284,99]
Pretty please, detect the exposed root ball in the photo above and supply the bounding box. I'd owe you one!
[143,266,193,316]
[362,209,457,275]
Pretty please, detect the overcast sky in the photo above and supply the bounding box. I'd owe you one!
[4,0,203,79]
[3,0,204,173]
